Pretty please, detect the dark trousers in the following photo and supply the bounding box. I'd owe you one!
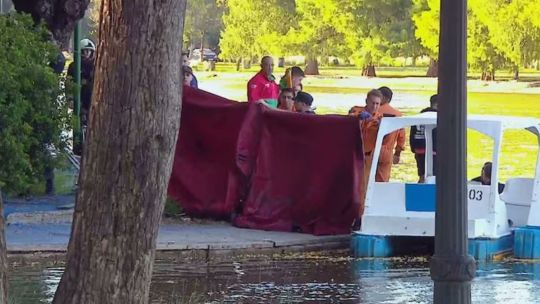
[415,153,438,177]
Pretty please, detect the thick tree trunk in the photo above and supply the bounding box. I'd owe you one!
[426,59,438,77]
[362,65,376,77]
[52,0,186,303]
[514,66,519,80]
[12,0,90,48]
[0,192,7,304]
[305,57,319,75]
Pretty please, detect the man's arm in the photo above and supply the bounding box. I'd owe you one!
[392,128,406,164]
[247,80,261,102]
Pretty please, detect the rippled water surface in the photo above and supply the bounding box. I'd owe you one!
[8,256,540,303]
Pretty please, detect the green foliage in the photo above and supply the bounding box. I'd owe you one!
[219,0,295,61]
[287,0,349,60]
[472,0,540,75]
[164,197,183,218]
[0,13,70,194]
[216,0,540,75]
[184,0,225,50]
[339,0,422,68]
[412,0,439,58]
[414,0,540,77]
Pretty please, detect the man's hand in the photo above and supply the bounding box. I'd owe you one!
[359,111,372,120]
[393,154,400,164]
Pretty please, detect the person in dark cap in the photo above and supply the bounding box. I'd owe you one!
[293,91,315,114]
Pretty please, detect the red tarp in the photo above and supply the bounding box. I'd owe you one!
[168,87,247,219]
[168,87,363,235]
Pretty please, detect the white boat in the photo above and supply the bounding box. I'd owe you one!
[353,112,540,259]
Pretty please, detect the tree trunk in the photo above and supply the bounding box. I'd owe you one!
[305,57,319,75]
[0,191,7,304]
[12,0,90,48]
[514,66,519,80]
[243,58,252,69]
[278,57,285,68]
[200,31,205,54]
[236,58,242,71]
[426,59,438,77]
[481,69,495,81]
[362,65,376,77]
[411,56,417,67]
[52,0,186,303]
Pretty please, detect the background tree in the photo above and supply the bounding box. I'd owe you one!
[340,0,421,76]
[52,0,187,303]
[11,0,89,47]
[88,0,101,37]
[289,0,349,75]
[467,7,506,81]
[0,13,70,302]
[184,0,225,52]
[220,0,294,70]
[412,0,439,76]
[471,0,540,80]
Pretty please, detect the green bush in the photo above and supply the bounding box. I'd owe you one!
[0,13,70,195]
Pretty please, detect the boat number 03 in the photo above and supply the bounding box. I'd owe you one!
[468,189,483,201]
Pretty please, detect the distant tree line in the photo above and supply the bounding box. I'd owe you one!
[204,0,540,79]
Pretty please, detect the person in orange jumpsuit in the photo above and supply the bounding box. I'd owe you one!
[348,87,404,182]
[354,89,384,226]
[376,86,406,182]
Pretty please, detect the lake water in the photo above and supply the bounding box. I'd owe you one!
[8,256,540,303]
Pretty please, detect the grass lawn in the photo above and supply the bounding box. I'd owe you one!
[196,63,540,183]
[22,64,538,197]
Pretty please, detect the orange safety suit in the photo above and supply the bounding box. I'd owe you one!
[377,104,405,182]
[358,112,383,217]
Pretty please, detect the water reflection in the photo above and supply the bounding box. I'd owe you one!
[8,257,540,303]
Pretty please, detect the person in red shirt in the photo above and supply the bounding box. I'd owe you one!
[247,56,280,108]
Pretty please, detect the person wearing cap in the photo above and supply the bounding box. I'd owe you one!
[471,162,505,194]
[247,56,280,107]
[376,86,405,182]
[410,94,438,183]
[293,91,315,114]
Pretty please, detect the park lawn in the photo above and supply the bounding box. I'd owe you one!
[199,62,540,81]
[198,66,540,183]
[25,64,539,196]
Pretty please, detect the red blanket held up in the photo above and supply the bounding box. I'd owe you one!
[168,87,363,235]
